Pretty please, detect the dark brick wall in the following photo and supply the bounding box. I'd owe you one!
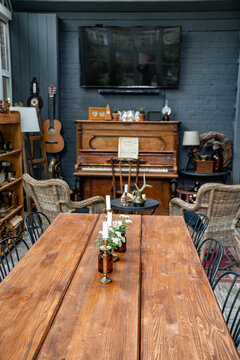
[10,10,240,187]
[59,16,239,187]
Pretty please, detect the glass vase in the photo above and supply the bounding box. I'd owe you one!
[115,234,127,253]
[98,251,113,273]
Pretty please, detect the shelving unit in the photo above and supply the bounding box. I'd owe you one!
[0,111,24,239]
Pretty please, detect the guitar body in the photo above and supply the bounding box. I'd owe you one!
[43,119,65,153]
[43,84,65,153]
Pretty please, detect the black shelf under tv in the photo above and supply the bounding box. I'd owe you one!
[98,89,160,95]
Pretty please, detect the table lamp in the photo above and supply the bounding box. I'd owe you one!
[182,131,200,171]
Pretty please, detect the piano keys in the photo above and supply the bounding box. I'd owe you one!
[74,120,180,215]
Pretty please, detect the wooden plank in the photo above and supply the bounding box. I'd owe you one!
[37,214,141,360]
[141,216,239,360]
[0,213,99,360]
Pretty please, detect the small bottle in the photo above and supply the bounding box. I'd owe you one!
[193,181,200,192]
[0,100,3,114]
[211,148,223,172]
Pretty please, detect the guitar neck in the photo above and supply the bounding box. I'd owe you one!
[48,96,55,127]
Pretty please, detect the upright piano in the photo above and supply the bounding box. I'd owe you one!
[74,120,180,214]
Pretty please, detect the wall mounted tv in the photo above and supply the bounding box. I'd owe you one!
[79,26,181,89]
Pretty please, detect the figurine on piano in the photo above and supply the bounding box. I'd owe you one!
[162,100,171,121]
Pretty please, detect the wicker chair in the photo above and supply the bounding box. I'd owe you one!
[23,173,105,222]
[169,183,240,260]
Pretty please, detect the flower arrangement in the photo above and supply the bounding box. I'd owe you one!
[96,214,132,252]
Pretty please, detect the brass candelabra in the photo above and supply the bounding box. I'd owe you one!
[99,237,112,284]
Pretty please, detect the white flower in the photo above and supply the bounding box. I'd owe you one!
[115,231,122,238]
[126,219,132,224]
[99,230,103,234]
[112,237,120,245]
[120,214,129,219]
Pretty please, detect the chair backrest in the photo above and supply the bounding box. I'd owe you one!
[23,173,73,222]
[24,212,51,245]
[185,211,209,248]
[193,183,240,244]
[213,271,240,347]
[197,238,224,287]
[0,236,29,280]
[110,158,140,198]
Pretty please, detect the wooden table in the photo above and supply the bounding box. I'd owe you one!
[0,214,238,360]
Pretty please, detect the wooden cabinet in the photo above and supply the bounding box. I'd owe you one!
[0,112,24,239]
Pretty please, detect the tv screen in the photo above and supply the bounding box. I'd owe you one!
[79,26,181,89]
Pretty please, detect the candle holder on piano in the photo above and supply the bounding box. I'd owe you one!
[99,238,112,284]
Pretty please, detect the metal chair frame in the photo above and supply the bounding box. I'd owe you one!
[185,211,209,248]
[25,211,51,245]
[197,238,223,287]
[213,271,240,348]
[0,236,29,280]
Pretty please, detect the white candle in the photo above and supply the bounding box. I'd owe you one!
[107,211,112,227]
[102,221,108,239]
[106,195,111,210]
[124,184,128,193]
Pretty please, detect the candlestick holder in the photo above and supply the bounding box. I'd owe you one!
[122,192,128,207]
[99,240,112,284]
[105,208,113,214]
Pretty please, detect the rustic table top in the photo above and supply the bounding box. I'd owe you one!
[0,213,238,360]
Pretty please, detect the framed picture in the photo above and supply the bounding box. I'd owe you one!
[88,107,106,120]
[147,111,162,121]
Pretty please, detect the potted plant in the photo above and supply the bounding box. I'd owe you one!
[112,106,120,121]
[109,214,132,253]
[139,107,145,121]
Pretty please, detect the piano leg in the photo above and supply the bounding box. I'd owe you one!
[170,179,177,198]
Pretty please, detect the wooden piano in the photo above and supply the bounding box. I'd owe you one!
[74,120,180,214]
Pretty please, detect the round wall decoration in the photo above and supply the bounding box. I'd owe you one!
[194,132,232,168]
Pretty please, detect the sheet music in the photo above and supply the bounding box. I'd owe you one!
[118,137,139,159]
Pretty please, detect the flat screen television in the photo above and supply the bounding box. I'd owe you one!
[79,26,181,89]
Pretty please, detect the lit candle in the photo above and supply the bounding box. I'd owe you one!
[106,195,111,210]
[102,221,108,239]
[107,211,112,227]
[124,184,128,193]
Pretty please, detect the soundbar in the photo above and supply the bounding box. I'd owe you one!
[98,89,160,95]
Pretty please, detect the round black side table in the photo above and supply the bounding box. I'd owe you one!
[179,169,231,185]
[111,198,159,215]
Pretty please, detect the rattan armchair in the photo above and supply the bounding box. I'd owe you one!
[23,173,105,222]
[169,183,240,259]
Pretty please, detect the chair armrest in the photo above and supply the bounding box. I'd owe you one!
[169,197,199,216]
[69,196,105,214]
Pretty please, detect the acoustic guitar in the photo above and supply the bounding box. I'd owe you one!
[43,84,64,153]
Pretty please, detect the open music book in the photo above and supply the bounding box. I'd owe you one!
[118,137,139,159]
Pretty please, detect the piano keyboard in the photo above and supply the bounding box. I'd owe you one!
[81,166,169,173]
